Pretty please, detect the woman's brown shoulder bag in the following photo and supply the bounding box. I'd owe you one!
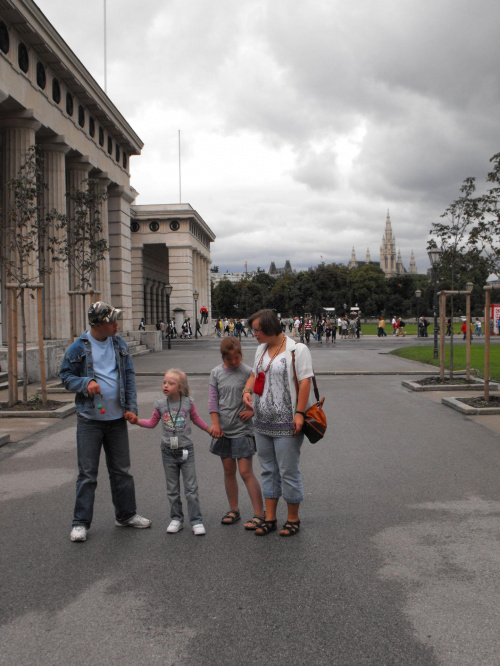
[291,350,327,444]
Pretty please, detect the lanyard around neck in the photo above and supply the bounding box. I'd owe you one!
[167,396,182,432]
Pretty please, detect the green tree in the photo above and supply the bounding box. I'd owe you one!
[347,264,388,316]
[212,279,238,318]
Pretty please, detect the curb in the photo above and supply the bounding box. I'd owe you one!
[402,378,497,392]
[442,396,500,415]
[0,403,75,419]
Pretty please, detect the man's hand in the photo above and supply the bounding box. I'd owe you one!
[124,412,139,425]
[87,380,101,397]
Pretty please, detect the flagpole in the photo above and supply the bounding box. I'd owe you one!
[104,0,107,93]
[178,129,182,203]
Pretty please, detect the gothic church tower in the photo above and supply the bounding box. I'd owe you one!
[380,211,397,277]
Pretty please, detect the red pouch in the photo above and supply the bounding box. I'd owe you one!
[254,371,266,395]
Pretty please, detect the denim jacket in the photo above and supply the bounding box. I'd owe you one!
[60,332,138,415]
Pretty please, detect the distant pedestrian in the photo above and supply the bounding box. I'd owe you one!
[475,318,482,337]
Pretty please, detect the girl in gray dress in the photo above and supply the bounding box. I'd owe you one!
[209,338,265,530]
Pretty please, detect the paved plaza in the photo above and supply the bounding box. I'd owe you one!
[1,335,500,665]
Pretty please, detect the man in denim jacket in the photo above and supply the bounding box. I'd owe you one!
[60,301,151,542]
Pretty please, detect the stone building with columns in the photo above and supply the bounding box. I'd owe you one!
[0,0,214,351]
[130,204,214,332]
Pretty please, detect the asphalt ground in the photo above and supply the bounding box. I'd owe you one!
[1,335,500,665]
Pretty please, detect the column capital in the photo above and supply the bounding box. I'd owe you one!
[38,136,71,154]
[0,109,42,132]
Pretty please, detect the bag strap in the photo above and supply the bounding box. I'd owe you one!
[291,349,320,403]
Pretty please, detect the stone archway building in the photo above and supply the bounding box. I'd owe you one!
[130,204,214,328]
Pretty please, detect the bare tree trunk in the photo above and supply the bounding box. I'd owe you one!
[449,295,454,380]
[37,288,47,404]
[20,288,28,404]
[7,288,18,407]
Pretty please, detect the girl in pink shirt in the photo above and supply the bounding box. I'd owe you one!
[126,369,213,536]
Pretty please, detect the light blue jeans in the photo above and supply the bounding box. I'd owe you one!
[161,445,203,525]
[255,433,304,504]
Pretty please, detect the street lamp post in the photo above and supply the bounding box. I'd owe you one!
[428,248,443,359]
[165,283,173,350]
[415,289,422,337]
[193,289,199,339]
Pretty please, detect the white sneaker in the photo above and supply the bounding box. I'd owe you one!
[70,526,87,542]
[192,523,206,536]
[115,514,152,529]
[167,520,183,534]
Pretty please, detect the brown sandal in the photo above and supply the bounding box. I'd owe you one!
[244,514,266,531]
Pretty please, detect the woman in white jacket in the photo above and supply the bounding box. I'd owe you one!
[242,309,313,537]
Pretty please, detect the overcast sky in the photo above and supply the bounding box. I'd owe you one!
[35,0,500,274]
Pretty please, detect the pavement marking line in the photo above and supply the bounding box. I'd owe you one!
[372,496,500,666]
[0,579,196,665]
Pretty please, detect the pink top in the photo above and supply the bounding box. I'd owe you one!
[140,403,209,431]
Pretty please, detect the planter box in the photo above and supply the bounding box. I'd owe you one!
[402,377,497,392]
[0,403,75,419]
[441,396,500,415]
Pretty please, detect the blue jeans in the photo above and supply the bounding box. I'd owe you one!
[255,433,304,504]
[73,416,137,528]
[161,445,203,525]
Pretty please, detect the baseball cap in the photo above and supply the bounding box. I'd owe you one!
[88,301,123,324]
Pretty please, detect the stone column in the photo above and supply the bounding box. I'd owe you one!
[94,174,111,305]
[1,115,41,344]
[168,246,194,319]
[107,185,136,331]
[39,139,71,340]
[131,245,144,327]
[144,279,152,324]
[66,157,92,336]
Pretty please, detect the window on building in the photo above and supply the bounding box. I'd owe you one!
[18,42,29,73]
[122,152,128,170]
[115,144,120,162]
[0,21,10,54]
[78,104,85,128]
[52,78,61,103]
[107,136,113,155]
[98,126,104,147]
[66,92,74,116]
[36,62,46,89]
[89,117,95,137]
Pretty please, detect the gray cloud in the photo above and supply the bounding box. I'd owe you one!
[35,0,500,273]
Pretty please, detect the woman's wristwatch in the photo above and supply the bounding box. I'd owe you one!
[242,388,252,395]
[295,410,306,416]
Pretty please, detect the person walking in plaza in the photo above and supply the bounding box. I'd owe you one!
[293,316,301,338]
[475,318,482,337]
[242,309,313,537]
[316,318,324,344]
[209,338,265,530]
[392,316,397,335]
[125,369,213,536]
[378,316,387,337]
[60,301,151,543]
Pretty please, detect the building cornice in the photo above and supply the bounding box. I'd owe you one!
[1,0,143,154]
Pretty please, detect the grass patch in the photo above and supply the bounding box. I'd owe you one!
[390,345,500,381]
